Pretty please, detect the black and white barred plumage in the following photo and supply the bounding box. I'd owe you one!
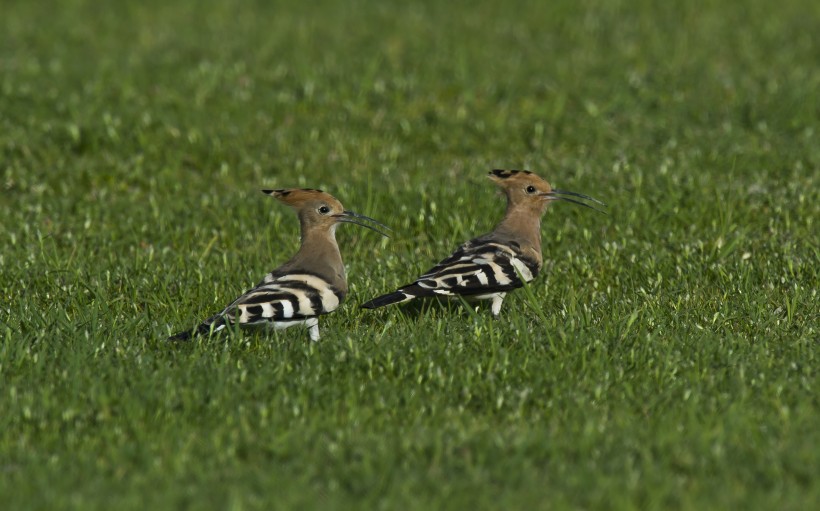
[169,271,346,341]
[361,236,540,316]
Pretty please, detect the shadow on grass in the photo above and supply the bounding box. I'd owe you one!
[356,296,495,324]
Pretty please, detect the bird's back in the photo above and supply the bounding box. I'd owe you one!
[227,270,346,324]
[414,233,541,295]
[361,233,541,309]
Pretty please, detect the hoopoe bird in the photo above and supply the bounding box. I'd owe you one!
[361,169,605,317]
[169,188,388,342]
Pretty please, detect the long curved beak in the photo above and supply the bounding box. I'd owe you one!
[334,211,391,238]
[541,189,608,214]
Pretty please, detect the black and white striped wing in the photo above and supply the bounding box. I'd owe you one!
[223,273,345,326]
[403,239,540,298]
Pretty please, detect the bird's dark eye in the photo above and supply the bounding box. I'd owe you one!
[318,205,331,214]
[526,185,537,194]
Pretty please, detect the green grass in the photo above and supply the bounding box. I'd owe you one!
[1,0,818,509]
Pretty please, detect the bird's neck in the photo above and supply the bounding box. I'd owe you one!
[493,204,544,257]
[289,226,346,288]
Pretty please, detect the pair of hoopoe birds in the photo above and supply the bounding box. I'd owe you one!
[169,170,605,341]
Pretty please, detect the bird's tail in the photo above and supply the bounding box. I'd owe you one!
[361,291,413,309]
[168,315,226,341]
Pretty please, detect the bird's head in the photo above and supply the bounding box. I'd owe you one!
[487,169,606,214]
[263,188,389,237]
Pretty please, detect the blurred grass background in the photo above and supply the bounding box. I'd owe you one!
[1,0,818,509]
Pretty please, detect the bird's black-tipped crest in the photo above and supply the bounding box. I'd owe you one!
[490,169,533,179]
[262,188,324,197]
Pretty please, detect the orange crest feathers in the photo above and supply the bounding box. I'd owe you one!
[262,188,340,209]
[487,169,552,193]
[488,169,534,181]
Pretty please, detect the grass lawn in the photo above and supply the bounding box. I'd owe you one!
[1,0,818,509]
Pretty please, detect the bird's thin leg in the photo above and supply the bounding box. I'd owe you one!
[306,318,320,341]
[490,293,506,318]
